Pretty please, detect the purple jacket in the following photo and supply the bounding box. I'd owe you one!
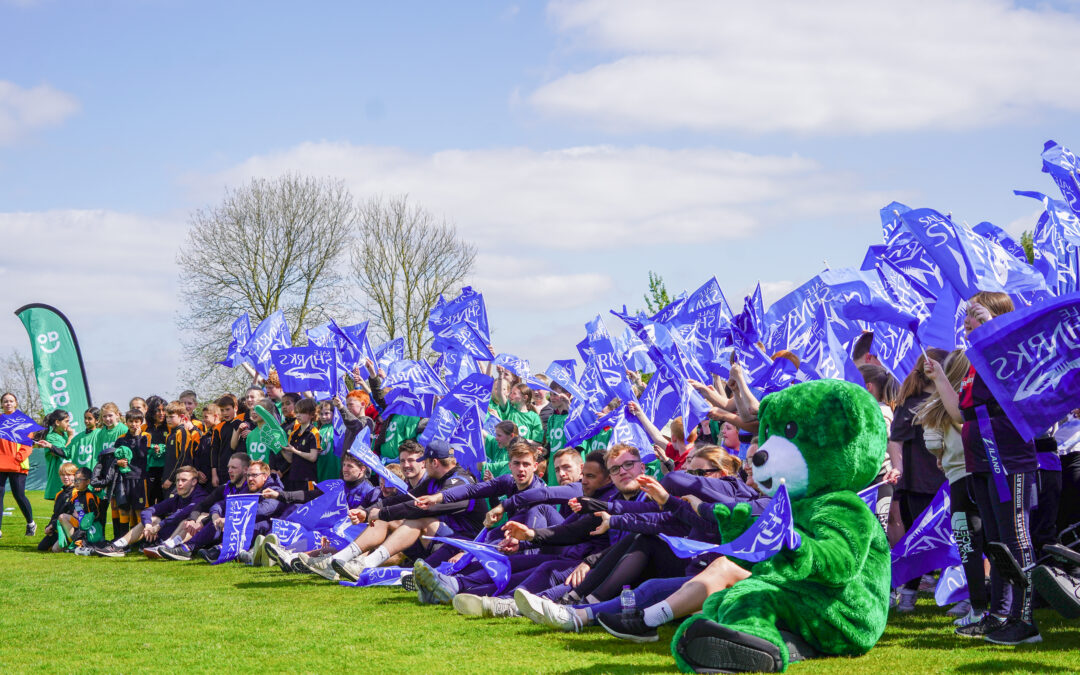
[141,483,209,532]
[440,474,544,503]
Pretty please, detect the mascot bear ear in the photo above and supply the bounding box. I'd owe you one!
[803,385,860,452]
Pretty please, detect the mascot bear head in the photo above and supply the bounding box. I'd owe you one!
[750,379,886,500]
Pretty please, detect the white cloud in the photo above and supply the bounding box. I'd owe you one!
[532,0,1080,133]
[0,81,79,144]
[474,272,614,310]
[758,280,798,306]
[198,141,888,251]
[0,209,186,402]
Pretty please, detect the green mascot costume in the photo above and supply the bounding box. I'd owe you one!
[672,379,891,673]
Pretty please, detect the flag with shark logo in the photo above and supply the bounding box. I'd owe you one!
[213,493,260,564]
[270,346,336,396]
[891,482,959,587]
[964,291,1080,442]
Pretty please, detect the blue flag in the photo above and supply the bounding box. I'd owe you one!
[650,292,688,325]
[972,221,1027,264]
[891,482,959,587]
[242,310,292,377]
[762,275,829,357]
[898,208,1050,298]
[417,406,458,447]
[325,319,364,374]
[429,286,490,342]
[1015,190,1080,296]
[934,564,969,606]
[425,536,511,594]
[857,482,880,511]
[340,321,377,370]
[380,387,436,419]
[820,268,920,333]
[493,353,530,380]
[714,482,801,563]
[1041,140,1080,217]
[615,327,655,374]
[340,565,410,587]
[450,403,486,475]
[347,428,411,493]
[217,313,252,368]
[606,404,656,463]
[880,200,912,243]
[270,346,336,396]
[584,315,638,406]
[638,364,682,430]
[750,357,797,396]
[730,321,773,383]
[286,479,349,533]
[658,533,725,559]
[271,518,311,551]
[432,321,494,361]
[440,373,495,418]
[383,359,446,395]
[675,277,733,328]
[213,493,260,565]
[545,361,586,401]
[0,410,44,445]
[964,291,1080,442]
[374,337,405,371]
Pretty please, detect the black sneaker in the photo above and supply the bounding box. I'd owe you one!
[984,618,1042,645]
[25,521,37,537]
[158,545,193,561]
[91,543,127,558]
[401,573,417,592]
[596,609,659,643]
[955,613,1005,638]
[197,546,221,563]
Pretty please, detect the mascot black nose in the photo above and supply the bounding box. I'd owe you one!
[752,450,768,467]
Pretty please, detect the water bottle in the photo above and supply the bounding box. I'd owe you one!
[620,585,636,617]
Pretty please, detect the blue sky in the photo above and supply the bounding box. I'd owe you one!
[3,0,1080,404]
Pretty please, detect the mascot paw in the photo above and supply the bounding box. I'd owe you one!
[675,620,783,674]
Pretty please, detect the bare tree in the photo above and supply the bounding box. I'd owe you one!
[177,174,356,386]
[351,195,476,360]
[0,348,43,418]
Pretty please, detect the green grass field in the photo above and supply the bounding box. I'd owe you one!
[0,491,1075,674]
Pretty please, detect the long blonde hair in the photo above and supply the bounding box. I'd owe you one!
[915,349,970,432]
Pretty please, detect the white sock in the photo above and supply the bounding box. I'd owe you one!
[364,545,390,568]
[162,536,181,548]
[113,534,130,547]
[333,541,364,563]
[643,601,673,627]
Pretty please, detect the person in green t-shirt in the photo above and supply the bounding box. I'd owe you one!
[543,386,572,485]
[34,409,74,500]
[483,419,519,477]
[315,401,341,481]
[92,403,130,501]
[67,407,102,473]
[378,414,421,461]
[492,372,544,443]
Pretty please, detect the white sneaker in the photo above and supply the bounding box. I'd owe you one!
[514,589,581,632]
[953,607,985,627]
[453,593,521,618]
[896,589,917,613]
[414,559,459,604]
[946,599,971,618]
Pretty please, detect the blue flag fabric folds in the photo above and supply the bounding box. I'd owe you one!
[383,359,446,395]
[0,410,44,445]
[426,536,511,594]
[964,291,1080,442]
[1041,140,1080,217]
[429,286,490,342]
[891,482,959,587]
[432,321,494,361]
[934,565,969,606]
[584,315,638,406]
[440,373,495,418]
[493,353,530,380]
[857,483,880,511]
[897,208,1050,298]
[348,428,411,493]
[606,405,656,463]
[213,493,260,565]
[242,311,292,377]
[381,388,435,418]
[374,338,405,371]
[1015,190,1080,296]
[218,313,252,368]
[972,221,1027,264]
[762,275,828,357]
[417,406,458,447]
[339,566,409,587]
[270,346,336,396]
[271,518,310,551]
[449,403,487,475]
[714,482,800,563]
[658,533,724,559]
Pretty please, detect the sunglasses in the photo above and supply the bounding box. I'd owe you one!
[686,468,722,477]
[606,459,641,474]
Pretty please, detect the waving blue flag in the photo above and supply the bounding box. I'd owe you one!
[426,536,511,594]
[762,275,828,357]
[1042,140,1080,216]
[934,565,969,606]
[417,407,458,447]
[218,313,252,368]
[891,482,959,587]
[584,315,638,406]
[820,268,920,333]
[242,311,292,377]
[213,493,260,565]
[374,337,405,371]
[675,277,733,328]
[0,410,44,445]
[271,518,312,551]
[383,359,445,395]
[545,361,585,401]
[305,324,334,349]
[332,408,346,458]
[659,534,724,559]
[287,479,348,532]
[381,387,436,418]
[730,322,773,383]
[650,291,688,325]
[348,428,411,493]
[1016,190,1080,296]
[440,373,494,418]
[429,286,490,342]
[973,221,1027,263]
[271,346,336,396]
[450,403,486,474]
[493,353,530,380]
[638,364,682,430]
[714,483,801,563]
[615,327,655,374]
[732,285,765,344]
[341,321,377,367]
[750,357,797,396]
[880,200,912,243]
[857,483,881,511]
[965,291,1080,441]
[432,321,494,361]
[898,208,1050,298]
[606,405,656,462]
[325,319,363,373]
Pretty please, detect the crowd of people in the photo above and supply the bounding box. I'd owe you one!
[0,288,1078,671]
